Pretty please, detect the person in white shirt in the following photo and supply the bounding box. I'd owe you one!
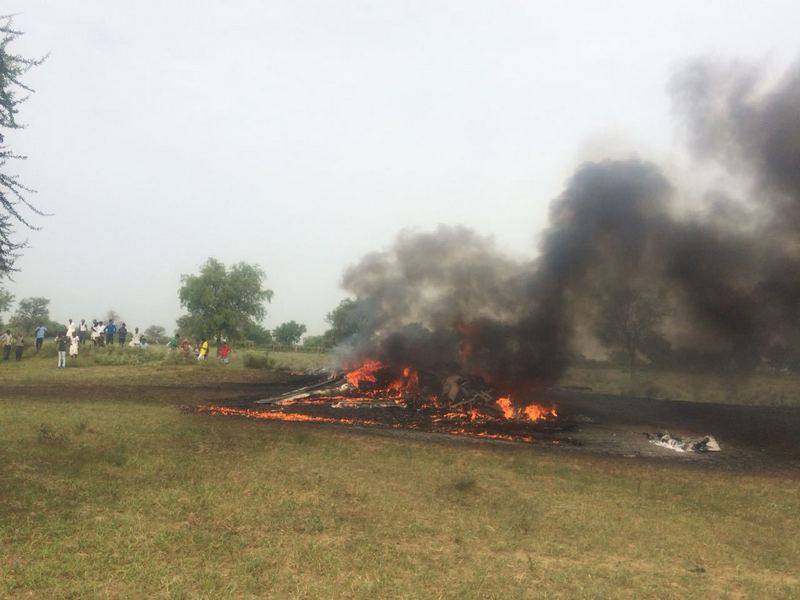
[65,319,75,338]
[69,332,79,358]
[91,321,104,346]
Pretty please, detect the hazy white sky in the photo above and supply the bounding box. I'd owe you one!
[2,0,798,334]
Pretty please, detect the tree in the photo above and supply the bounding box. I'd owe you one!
[0,285,12,313]
[177,258,273,342]
[322,298,367,347]
[595,288,670,368]
[0,285,11,329]
[106,309,122,323]
[302,335,327,350]
[273,321,307,346]
[243,321,273,346]
[144,325,167,344]
[0,17,47,274]
[9,296,58,334]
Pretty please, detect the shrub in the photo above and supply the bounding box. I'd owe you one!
[92,346,166,366]
[242,351,273,369]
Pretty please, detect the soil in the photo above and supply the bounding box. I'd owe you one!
[10,373,799,473]
[199,375,800,473]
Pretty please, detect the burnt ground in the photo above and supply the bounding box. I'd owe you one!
[10,373,800,473]
[550,388,800,472]
[196,375,800,474]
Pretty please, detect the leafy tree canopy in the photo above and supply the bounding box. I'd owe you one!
[273,321,307,346]
[8,296,59,334]
[144,325,167,344]
[302,335,327,349]
[177,258,273,341]
[243,321,273,346]
[0,285,12,313]
[322,298,370,347]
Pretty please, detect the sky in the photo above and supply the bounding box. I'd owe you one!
[2,0,798,335]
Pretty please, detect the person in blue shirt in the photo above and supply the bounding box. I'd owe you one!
[34,324,47,353]
[104,320,117,345]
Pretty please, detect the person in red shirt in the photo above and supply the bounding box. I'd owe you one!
[218,341,232,364]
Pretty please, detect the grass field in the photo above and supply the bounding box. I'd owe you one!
[563,364,800,406]
[1,349,799,597]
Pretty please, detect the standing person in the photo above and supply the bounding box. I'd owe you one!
[1,329,12,361]
[218,340,232,364]
[69,331,79,359]
[129,326,140,347]
[197,338,209,361]
[91,321,103,346]
[66,319,75,338]
[167,333,179,351]
[78,319,88,345]
[14,333,25,361]
[104,319,117,345]
[56,332,67,368]
[118,322,128,347]
[34,323,47,353]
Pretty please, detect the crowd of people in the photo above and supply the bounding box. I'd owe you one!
[2,317,234,368]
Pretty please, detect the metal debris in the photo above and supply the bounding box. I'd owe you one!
[647,432,721,453]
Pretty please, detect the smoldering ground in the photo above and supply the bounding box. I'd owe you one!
[336,58,800,398]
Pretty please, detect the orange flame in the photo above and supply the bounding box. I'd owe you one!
[496,396,515,419]
[345,359,383,388]
[523,404,558,421]
[496,396,557,422]
[388,366,419,394]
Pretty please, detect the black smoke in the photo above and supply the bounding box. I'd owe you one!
[336,58,800,395]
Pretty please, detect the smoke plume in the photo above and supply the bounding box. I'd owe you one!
[337,58,800,397]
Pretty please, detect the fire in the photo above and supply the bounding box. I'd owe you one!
[199,405,546,445]
[524,404,558,421]
[345,359,383,387]
[388,366,419,394]
[237,358,560,444]
[496,395,557,422]
[496,396,515,419]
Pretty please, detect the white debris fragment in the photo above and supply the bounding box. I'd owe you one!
[647,432,721,453]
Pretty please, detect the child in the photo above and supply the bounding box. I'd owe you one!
[69,332,79,359]
[14,333,24,361]
[57,333,68,368]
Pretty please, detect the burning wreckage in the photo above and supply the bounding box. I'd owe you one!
[200,359,564,444]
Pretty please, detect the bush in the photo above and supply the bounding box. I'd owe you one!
[242,351,273,369]
[91,346,166,366]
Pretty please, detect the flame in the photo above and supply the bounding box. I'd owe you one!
[345,359,383,387]
[496,396,515,419]
[388,366,419,394]
[199,405,544,444]
[225,358,560,444]
[523,404,558,421]
[496,395,557,422]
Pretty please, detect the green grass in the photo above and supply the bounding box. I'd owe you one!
[0,360,798,597]
[563,364,800,406]
[0,343,327,386]
[9,341,800,406]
